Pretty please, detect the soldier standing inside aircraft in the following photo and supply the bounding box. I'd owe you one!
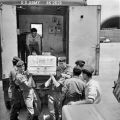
[26,28,42,55]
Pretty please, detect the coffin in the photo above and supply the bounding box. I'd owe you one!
[27,55,56,75]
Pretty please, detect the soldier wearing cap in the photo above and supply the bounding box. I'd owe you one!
[9,56,23,120]
[75,60,85,69]
[69,65,101,105]
[15,60,41,120]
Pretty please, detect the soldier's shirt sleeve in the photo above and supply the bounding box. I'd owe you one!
[58,77,66,85]
[86,83,97,101]
[15,75,32,88]
[28,76,36,88]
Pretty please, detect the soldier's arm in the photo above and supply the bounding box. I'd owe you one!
[60,80,69,103]
[27,75,36,88]
[50,74,60,87]
[69,99,94,105]
[15,75,32,88]
[44,77,52,87]
[22,73,35,88]
[69,84,96,105]
[61,73,71,79]
[23,79,33,88]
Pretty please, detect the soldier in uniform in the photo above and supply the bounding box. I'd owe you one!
[75,60,86,81]
[9,56,23,120]
[62,66,85,105]
[69,65,101,105]
[43,56,73,120]
[58,57,73,79]
[15,60,41,120]
[43,67,64,120]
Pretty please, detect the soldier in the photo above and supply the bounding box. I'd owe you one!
[62,66,85,105]
[58,57,73,79]
[75,60,86,81]
[43,64,72,120]
[15,60,41,120]
[9,56,23,120]
[26,28,42,55]
[43,69,62,120]
[69,65,101,105]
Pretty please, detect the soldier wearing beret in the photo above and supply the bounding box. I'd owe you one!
[15,60,41,120]
[69,65,101,105]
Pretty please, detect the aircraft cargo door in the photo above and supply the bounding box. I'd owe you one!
[0,4,17,79]
[69,6,100,74]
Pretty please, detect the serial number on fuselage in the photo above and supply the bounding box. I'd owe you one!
[46,1,62,5]
[20,1,41,5]
[20,1,62,5]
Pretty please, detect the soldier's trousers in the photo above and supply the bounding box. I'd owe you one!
[10,101,21,120]
[10,88,23,120]
[48,93,62,120]
[23,89,41,119]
